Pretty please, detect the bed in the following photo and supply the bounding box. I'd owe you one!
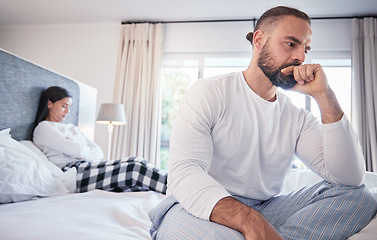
[0,48,376,240]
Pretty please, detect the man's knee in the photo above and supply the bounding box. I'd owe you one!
[330,183,377,238]
[318,183,377,223]
[351,184,377,219]
[336,183,376,209]
[277,182,377,239]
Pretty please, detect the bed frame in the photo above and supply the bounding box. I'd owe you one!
[0,48,97,140]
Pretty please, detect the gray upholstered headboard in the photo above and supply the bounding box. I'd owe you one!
[0,49,80,141]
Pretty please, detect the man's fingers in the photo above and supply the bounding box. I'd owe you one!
[280,66,295,76]
[299,65,315,82]
[306,65,315,81]
[294,67,305,85]
[281,65,317,85]
[281,66,304,85]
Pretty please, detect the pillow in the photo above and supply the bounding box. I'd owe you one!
[0,128,10,136]
[0,128,69,203]
[20,140,76,193]
[364,171,377,189]
[364,172,377,201]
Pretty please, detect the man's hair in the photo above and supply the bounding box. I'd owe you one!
[246,6,311,44]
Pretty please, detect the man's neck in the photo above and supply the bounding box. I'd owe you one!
[243,65,277,102]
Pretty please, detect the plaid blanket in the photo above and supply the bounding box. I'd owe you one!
[63,157,167,194]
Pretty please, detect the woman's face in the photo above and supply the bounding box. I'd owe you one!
[46,97,72,122]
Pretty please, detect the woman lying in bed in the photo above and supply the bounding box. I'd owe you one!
[32,86,167,194]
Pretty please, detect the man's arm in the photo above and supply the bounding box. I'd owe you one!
[210,197,283,240]
[282,64,365,186]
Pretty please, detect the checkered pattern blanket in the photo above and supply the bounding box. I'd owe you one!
[63,157,167,194]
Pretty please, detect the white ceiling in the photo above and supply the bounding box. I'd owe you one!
[0,0,377,26]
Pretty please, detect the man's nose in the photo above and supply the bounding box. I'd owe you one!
[293,47,306,64]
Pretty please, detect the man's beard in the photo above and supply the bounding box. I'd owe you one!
[257,41,300,90]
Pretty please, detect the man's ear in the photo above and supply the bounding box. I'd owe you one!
[253,30,266,50]
[47,100,52,108]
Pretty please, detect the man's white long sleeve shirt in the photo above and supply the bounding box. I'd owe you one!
[167,72,366,220]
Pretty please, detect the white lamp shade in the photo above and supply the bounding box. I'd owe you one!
[96,103,126,125]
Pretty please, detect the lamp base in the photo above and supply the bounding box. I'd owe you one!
[107,123,114,161]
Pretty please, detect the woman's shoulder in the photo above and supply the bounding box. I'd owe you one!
[34,120,51,129]
[36,120,58,128]
[35,121,75,132]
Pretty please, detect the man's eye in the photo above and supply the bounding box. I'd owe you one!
[287,42,295,47]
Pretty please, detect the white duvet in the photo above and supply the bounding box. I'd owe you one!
[0,190,164,240]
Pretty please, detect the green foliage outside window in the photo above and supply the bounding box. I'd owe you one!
[160,67,196,169]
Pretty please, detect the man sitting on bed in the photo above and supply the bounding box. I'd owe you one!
[149,6,377,240]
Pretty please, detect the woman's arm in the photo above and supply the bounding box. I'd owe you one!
[33,121,102,160]
[81,133,104,160]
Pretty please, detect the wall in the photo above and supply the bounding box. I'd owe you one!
[0,18,352,155]
[163,18,352,53]
[0,23,122,153]
[164,21,253,53]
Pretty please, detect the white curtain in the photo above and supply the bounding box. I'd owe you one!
[351,18,377,172]
[112,23,164,166]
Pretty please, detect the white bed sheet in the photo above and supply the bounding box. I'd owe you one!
[0,190,165,240]
[0,171,376,240]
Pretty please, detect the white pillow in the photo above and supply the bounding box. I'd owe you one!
[0,128,68,203]
[20,140,76,193]
[364,172,377,201]
[364,171,377,189]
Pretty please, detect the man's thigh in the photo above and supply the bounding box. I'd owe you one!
[155,201,244,240]
[257,181,377,239]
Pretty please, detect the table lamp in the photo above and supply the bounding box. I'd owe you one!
[96,103,126,160]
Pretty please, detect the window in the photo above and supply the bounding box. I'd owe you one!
[160,60,199,170]
[160,53,351,170]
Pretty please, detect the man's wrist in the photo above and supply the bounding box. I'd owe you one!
[210,197,253,233]
[313,88,343,124]
[210,196,283,239]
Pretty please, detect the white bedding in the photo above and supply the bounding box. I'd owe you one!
[0,190,165,240]
[0,170,376,240]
